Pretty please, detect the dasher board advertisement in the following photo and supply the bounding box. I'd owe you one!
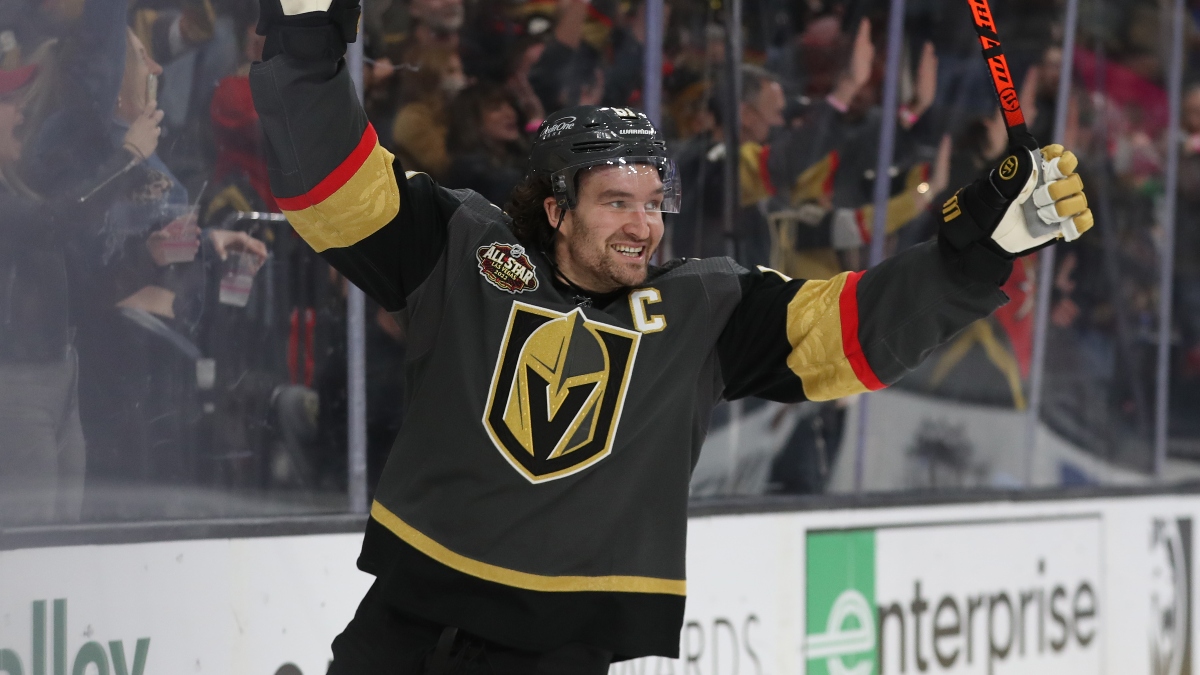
[806,517,1103,675]
[0,534,373,675]
[614,497,1198,675]
[0,495,1198,675]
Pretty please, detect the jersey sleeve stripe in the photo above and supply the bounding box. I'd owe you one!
[853,209,871,245]
[275,123,380,210]
[783,272,884,400]
[757,144,776,197]
[738,142,775,205]
[278,135,401,253]
[370,501,687,596]
[585,3,614,26]
[788,150,838,204]
[838,271,887,391]
[823,150,839,197]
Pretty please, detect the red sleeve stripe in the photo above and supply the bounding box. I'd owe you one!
[275,124,379,212]
[586,4,614,26]
[837,271,886,391]
[823,151,840,198]
[758,145,777,197]
[854,210,872,245]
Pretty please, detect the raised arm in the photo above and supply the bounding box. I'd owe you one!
[718,143,1093,402]
[715,239,1003,402]
[250,0,457,311]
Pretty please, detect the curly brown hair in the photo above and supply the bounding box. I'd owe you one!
[504,173,557,253]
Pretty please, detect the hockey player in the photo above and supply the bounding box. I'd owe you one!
[250,0,1093,671]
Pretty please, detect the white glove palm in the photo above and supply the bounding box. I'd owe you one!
[991,144,1094,254]
[279,0,333,14]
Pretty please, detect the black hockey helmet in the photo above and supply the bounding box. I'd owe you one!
[528,105,681,213]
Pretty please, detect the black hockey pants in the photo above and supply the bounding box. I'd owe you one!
[327,581,613,675]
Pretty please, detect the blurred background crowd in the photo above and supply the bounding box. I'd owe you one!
[1,0,1198,526]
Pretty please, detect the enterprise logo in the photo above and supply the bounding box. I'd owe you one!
[806,589,876,675]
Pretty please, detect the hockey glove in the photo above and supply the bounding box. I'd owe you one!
[940,143,1093,283]
[257,0,360,61]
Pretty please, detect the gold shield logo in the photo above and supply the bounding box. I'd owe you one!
[483,302,641,483]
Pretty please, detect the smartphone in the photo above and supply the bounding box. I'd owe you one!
[146,73,158,108]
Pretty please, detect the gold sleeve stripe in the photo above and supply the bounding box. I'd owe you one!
[854,188,923,241]
[277,125,401,253]
[370,501,687,596]
[785,271,885,401]
[738,142,775,205]
[882,190,922,235]
[789,150,840,205]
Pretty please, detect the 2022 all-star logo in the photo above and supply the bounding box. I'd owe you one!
[477,243,539,294]
[483,302,641,483]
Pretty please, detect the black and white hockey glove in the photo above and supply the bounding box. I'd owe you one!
[257,0,360,61]
[940,143,1093,283]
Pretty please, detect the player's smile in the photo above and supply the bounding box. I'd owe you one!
[612,244,645,259]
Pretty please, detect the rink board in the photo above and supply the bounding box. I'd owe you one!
[0,494,1196,675]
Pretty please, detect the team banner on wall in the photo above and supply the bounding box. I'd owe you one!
[0,496,1198,675]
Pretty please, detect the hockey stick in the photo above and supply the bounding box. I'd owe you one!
[965,0,1038,150]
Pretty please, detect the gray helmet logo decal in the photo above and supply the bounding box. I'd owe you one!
[540,116,577,139]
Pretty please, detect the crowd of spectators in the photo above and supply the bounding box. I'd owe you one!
[0,0,1193,523]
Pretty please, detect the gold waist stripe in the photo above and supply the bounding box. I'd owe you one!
[370,501,687,596]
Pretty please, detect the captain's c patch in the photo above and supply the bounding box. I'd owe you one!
[478,243,539,294]
[483,302,641,483]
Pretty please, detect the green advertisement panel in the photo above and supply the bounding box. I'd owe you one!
[806,530,877,675]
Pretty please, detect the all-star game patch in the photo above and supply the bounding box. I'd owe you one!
[477,243,539,294]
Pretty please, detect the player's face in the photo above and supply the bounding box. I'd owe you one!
[556,164,665,293]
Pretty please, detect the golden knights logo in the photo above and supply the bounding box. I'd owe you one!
[483,302,641,483]
[478,242,539,294]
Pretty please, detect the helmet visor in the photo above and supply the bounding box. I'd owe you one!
[551,156,682,214]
